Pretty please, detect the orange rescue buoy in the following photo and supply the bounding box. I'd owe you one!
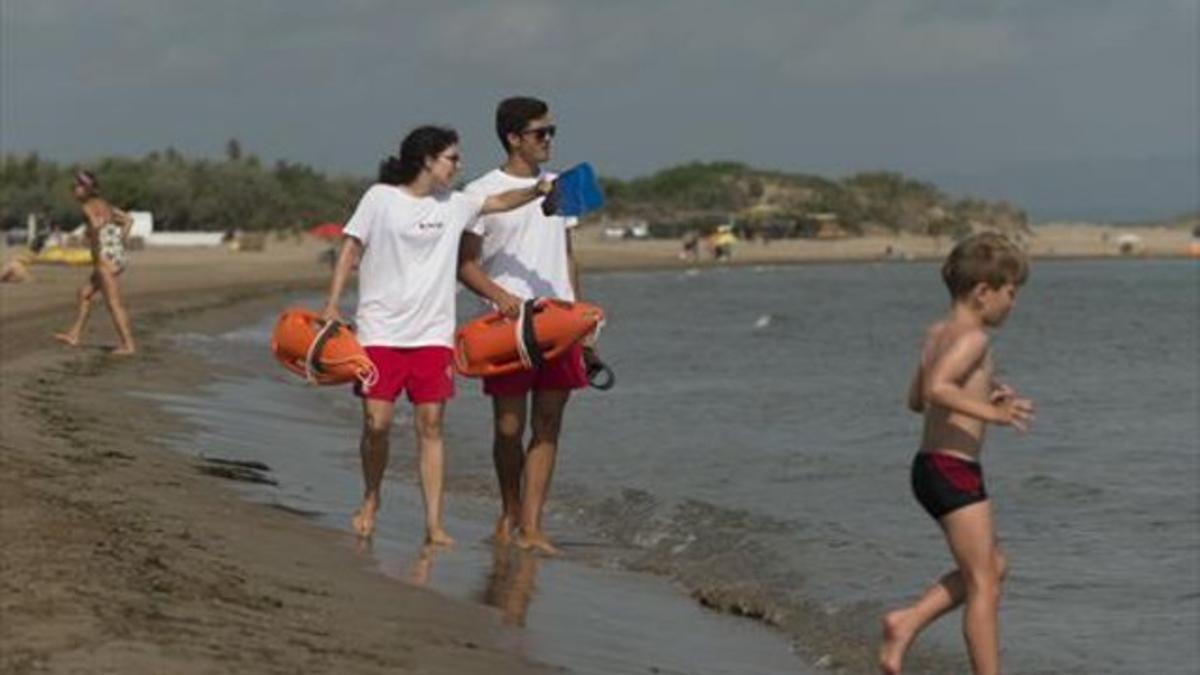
[455,299,604,378]
[270,308,378,389]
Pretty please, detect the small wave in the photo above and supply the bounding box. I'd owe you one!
[548,486,965,673]
[266,502,323,519]
[169,327,271,346]
[1020,474,1104,502]
[219,327,273,343]
[196,456,276,485]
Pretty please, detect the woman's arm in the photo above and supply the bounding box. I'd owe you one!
[479,180,553,215]
[321,235,363,323]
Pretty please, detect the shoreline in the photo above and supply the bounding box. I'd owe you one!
[569,223,1196,271]
[3,218,1194,297]
[1,248,816,674]
[0,265,555,674]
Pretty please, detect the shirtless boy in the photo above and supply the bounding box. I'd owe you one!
[879,232,1033,675]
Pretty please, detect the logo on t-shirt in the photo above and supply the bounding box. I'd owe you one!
[417,221,444,231]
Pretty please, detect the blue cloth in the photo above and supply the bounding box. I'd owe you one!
[550,162,604,216]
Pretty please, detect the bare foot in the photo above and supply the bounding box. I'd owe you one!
[424,528,455,548]
[491,514,518,545]
[53,333,80,347]
[879,609,916,675]
[110,345,136,356]
[516,530,561,556]
[351,497,379,539]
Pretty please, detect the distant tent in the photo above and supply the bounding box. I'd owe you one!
[308,223,343,240]
[1115,233,1144,256]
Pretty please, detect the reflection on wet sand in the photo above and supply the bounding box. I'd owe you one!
[354,534,374,556]
[479,545,540,626]
[407,543,445,586]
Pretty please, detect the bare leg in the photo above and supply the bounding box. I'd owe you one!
[949,503,1004,675]
[516,389,570,555]
[491,395,527,544]
[414,402,453,547]
[880,570,962,675]
[879,502,1006,674]
[54,274,98,346]
[1,260,31,283]
[94,265,135,354]
[353,398,395,539]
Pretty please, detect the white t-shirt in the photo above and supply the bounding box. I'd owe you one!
[343,184,484,348]
[464,168,577,307]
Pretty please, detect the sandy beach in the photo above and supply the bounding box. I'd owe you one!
[0,241,557,675]
[1,224,1194,674]
[568,221,1196,269]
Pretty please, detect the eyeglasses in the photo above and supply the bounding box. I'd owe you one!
[521,125,557,141]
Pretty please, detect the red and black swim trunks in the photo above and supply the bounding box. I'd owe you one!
[911,451,988,520]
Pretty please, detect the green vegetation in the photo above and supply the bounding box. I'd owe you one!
[0,144,366,233]
[602,162,1029,238]
[2,148,1026,238]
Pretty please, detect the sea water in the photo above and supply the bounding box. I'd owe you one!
[156,260,1200,674]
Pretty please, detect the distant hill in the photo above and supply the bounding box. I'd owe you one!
[599,162,1028,238]
[17,151,1142,239]
[926,155,1200,223]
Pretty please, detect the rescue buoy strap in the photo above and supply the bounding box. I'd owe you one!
[586,357,615,390]
[517,299,546,370]
[304,319,345,382]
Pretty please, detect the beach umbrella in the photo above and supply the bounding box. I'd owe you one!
[308,222,344,240]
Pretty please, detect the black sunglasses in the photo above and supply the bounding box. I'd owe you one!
[521,125,557,141]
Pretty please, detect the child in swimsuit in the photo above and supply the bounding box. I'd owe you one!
[878,233,1034,675]
[96,221,128,273]
[53,170,136,354]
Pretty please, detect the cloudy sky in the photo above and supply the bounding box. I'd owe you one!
[2,1,1197,216]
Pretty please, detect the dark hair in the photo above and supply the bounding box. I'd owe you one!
[74,169,99,195]
[941,232,1029,298]
[495,96,549,151]
[378,125,459,185]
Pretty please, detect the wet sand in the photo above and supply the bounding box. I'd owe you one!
[0,243,555,674]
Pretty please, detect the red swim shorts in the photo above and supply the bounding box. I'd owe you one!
[483,342,588,397]
[910,451,988,520]
[356,346,455,404]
